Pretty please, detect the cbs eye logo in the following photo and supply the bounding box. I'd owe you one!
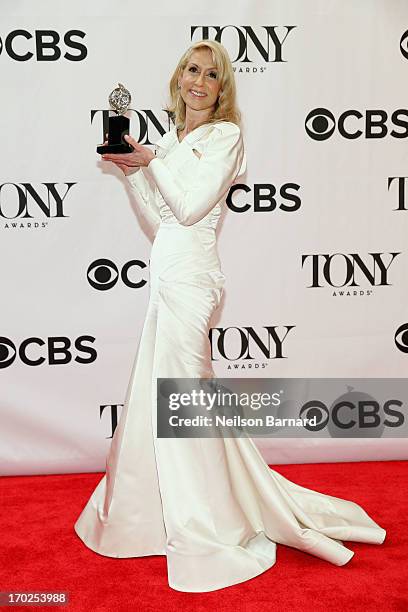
[400,29,408,59]
[395,323,408,353]
[87,258,148,291]
[305,108,335,141]
[298,387,403,438]
[0,335,96,368]
[305,107,408,140]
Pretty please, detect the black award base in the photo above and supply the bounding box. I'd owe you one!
[96,114,134,154]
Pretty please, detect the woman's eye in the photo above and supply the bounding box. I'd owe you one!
[188,66,217,79]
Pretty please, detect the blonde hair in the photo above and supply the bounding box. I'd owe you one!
[165,40,242,132]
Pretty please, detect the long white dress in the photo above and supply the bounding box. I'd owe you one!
[74,120,386,592]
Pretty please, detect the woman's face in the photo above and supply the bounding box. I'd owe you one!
[178,48,222,117]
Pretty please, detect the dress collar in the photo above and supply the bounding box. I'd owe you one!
[154,121,215,154]
[173,122,215,146]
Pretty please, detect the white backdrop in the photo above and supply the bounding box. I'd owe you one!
[1,0,407,476]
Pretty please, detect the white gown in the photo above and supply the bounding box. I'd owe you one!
[74,120,386,592]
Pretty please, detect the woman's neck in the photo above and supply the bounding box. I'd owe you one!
[183,110,213,134]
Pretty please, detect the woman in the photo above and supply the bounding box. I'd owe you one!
[74,40,386,593]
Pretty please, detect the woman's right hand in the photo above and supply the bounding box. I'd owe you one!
[100,134,139,177]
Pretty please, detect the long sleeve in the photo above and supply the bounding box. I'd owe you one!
[146,122,245,227]
[125,168,161,236]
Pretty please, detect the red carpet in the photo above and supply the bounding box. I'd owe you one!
[0,460,405,611]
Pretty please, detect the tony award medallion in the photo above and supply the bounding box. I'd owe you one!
[96,83,134,154]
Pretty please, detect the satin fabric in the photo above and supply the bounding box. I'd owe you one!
[74,121,386,592]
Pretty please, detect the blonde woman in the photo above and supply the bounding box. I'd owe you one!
[74,40,386,593]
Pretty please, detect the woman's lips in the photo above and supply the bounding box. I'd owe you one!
[189,90,207,98]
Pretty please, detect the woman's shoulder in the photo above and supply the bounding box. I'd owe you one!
[202,121,242,149]
[211,122,246,176]
[210,121,241,137]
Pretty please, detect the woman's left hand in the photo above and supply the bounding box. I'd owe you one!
[101,134,155,168]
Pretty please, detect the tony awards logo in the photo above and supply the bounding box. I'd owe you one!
[96,83,134,154]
